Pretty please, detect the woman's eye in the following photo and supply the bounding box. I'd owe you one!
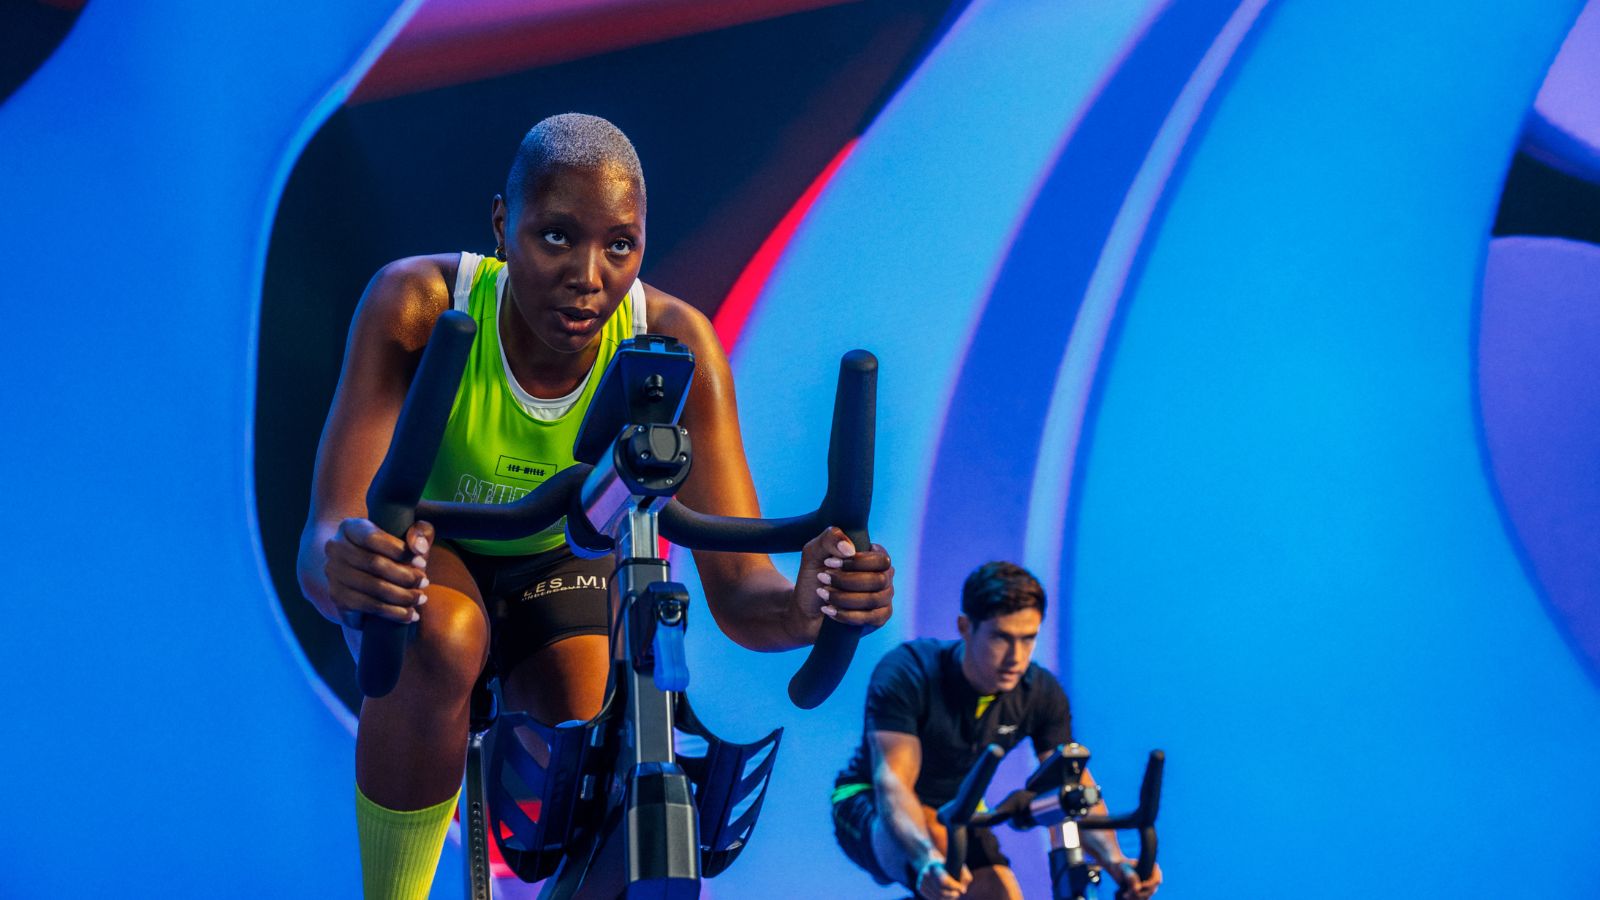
[541,230,569,247]
[609,239,634,254]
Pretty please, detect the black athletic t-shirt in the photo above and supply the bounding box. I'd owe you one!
[835,638,1072,807]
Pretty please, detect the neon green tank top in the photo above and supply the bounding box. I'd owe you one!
[420,252,645,555]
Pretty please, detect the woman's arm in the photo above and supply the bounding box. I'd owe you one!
[645,286,894,651]
[295,254,456,627]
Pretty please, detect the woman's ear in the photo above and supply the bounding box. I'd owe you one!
[491,194,508,253]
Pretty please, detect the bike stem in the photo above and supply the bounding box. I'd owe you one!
[579,426,701,898]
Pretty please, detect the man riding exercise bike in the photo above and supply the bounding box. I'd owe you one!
[830,562,1161,900]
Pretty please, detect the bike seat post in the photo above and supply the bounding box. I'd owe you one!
[463,728,493,900]
[462,678,497,900]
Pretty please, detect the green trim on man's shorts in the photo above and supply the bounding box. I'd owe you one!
[830,781,873,806]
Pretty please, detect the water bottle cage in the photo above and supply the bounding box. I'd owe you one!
[485,693,783,884]
[485,710,614,884]
[674,696,784,878]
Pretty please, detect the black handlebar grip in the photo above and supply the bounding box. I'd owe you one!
[939,744,1004,877]
[788,350,877,709]
[357,310,477,698]
[1134,750,1164,881]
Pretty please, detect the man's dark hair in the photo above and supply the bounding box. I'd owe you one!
[505,112,646,215]
[960,561,1046,625]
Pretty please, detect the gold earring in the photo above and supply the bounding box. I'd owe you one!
[495,246,506,261]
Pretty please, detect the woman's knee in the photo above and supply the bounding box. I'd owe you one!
[407,584,490,689]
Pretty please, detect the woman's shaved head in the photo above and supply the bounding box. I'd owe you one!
[505,113,645,216]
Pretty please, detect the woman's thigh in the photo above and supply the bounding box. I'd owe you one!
[501,633,610,725]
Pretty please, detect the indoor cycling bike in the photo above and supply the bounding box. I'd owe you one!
[939,742,1164,900]
[354,309,879,899]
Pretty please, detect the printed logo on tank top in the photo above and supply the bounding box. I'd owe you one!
[450,458,559,507]
[997,724,1018,735]
[495,454,557,483]
[454,472,530,504]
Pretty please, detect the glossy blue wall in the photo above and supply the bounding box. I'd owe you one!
[3,0,1596,897]
[0,2,430,896]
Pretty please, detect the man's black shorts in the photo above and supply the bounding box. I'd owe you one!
[831,788,1011,889]
[450,542,613,676]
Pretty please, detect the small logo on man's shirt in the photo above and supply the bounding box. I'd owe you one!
[996,724,1018,735]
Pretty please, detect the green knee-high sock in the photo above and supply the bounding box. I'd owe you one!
[356,784,459,900]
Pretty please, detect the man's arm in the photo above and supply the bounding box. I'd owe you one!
[871,730,966,899]
[871,731,939,870]
[646,287,893,650]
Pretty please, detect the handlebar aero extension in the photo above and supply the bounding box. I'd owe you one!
[357,309,477,698]
[936,743,1005,879]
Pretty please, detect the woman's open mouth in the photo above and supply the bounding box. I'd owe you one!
[553,306,601,336]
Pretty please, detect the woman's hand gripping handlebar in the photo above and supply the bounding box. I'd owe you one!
[355,311,598,696]
[356,309,477,698]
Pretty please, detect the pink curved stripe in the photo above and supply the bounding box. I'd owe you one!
[712,138,858,351]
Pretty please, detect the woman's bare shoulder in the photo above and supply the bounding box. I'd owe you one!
[642,283,716,346]
[359,253,462,350]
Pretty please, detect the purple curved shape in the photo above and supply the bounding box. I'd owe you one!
[1479,236,1600,681]
[1526,1,1600,183]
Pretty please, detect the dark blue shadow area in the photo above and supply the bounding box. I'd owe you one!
[0,0,86,105]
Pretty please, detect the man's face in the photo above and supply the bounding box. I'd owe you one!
[958,608,1042,694]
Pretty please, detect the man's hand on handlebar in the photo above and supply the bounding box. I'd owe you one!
[1107,859,1162,900]
[794,527,894,634]
[323,517,435,627]
[915,856,969,900]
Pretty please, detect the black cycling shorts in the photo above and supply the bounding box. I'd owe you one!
[831,788,1010,890]
[450,542,613,677]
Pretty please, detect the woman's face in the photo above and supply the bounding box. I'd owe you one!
[494,162,645,357]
